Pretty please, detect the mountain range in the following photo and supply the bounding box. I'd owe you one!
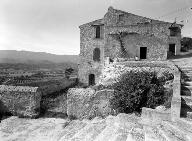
[0,50,79,64]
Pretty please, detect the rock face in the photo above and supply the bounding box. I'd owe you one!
[67,88,114,119]
[1,114,192,141]
[0,85,41,118]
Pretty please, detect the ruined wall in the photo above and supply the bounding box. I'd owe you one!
[78,20,105,85]
[0,85,41,118]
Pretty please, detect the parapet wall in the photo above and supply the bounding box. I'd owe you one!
[100,60,181,120]
[0,85,41,118]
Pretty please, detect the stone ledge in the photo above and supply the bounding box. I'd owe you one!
[141,107,171,125]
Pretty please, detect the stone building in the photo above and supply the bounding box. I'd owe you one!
[78,6,183,85]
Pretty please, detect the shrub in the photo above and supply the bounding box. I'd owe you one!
[110,71,167,114]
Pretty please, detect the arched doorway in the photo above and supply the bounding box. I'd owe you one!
[89,74,95,86]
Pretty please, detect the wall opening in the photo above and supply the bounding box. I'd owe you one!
[168,44,176,58]
[95,26,101,38]
[169,27,180,37]
[93,48,100,62]
[140,47,147,59]
[89,74,95,86]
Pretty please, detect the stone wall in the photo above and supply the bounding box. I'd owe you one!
[0,85,41,118]
[99,61,175,85]
[78,19,105,85]
[78,6,182,85]
[67,88,114,119]
[104,7,181,59]
[141,107,171,124]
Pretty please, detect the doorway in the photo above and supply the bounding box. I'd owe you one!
[89,74,95,86]
[169,44,176,55]
[140,47,147,59]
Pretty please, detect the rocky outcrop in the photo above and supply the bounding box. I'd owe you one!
[67,88,114,119]
[0,85,41,118]
[1,114,192,141]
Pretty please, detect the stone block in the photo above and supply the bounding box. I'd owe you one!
[141,107,171,125]
[0,85,41,118]
[67,88,114,119]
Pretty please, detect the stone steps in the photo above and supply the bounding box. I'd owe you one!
[68,119,106,141]
[157,125,183,141]
[2,114,192,141]
[174,118,192,133]
[162,121,192,141]
[58,120,88,141]
[144,125,166,141]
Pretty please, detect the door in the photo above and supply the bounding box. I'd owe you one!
[140,47,147,59]
[89,74,95,86]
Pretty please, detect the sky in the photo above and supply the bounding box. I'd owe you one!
[0,0,192,55]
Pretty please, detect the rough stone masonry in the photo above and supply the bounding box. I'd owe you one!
[0,85,41,118]
[78,6,182,86]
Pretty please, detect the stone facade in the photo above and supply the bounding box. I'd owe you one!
[78,6,182,85]
[0,85,41,118]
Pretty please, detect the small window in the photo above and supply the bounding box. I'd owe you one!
[119,14,124,22]
[95,26,101,38]
[93,48,100,62]
[169,27,180,37]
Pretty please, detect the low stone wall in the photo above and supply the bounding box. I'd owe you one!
[0,85,41,118]
[67,88,114,119]
[99,60,175,85]
[141,107,171,124]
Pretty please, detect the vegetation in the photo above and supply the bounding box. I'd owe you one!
[65,68,74,79]
[110,71,172,114]
[181,37,192,52]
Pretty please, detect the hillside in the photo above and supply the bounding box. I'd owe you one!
[0,50,79,64]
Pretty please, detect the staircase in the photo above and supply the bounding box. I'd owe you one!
[1,113,192,141]
[58,114,192,141]
[171,58,192,119]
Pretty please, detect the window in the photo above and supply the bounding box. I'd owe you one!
[93,48,100,62]
[169,27,180,37]
[95,26,101,38]
[119,14,124,22]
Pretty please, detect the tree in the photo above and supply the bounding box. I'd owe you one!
[110,71,166,114]
[181,37,192,51]
[65,68,74,79]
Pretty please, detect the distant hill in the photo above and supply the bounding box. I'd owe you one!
[0,50,79,64]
